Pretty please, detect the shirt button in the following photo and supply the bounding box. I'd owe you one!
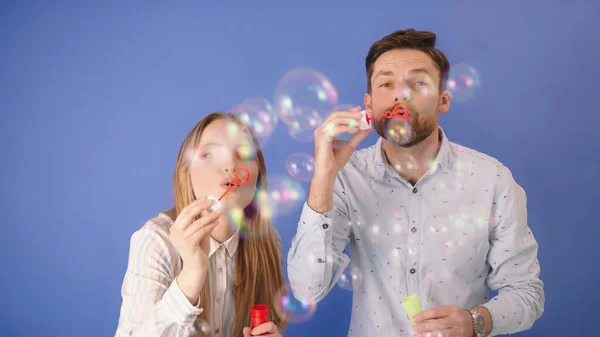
[411,227,417,233]
[318,258,324,263]
[410,268,416,274]
[215,329,220,334]
[216,298,221,303]
[322,223,329,229]
[412,187,418,193]
[218,267,223,272]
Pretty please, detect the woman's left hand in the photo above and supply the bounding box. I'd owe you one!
[242,321,281,337]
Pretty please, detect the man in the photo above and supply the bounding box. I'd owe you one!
[287,29,544,337]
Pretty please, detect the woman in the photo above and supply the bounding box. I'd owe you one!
[115,112,288,337]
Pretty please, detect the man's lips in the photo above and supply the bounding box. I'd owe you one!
[392,103,408,118]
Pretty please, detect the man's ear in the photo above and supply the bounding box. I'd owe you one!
[364,93,372,115]
[439,90,451,114]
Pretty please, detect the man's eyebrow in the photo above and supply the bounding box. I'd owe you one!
[408,68,432,76]
[374,70,395,78]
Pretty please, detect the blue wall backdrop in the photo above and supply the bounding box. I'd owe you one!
[1,1,599,336]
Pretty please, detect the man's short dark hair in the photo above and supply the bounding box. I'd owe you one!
[366,29,450,93]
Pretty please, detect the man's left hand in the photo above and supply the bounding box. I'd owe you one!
[412,305,473,337]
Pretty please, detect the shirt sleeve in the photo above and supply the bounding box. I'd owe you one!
[114,226,204,337]
[287,173,352,303]
[481,165,545,336]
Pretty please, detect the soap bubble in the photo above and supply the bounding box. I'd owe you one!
[384,119,413,146]
[286,153,315,182]
[337,264,364,291]
[287,106,323,142]
[254,175,305,219]
[275,283,317,324]
[274,68,338,125]
[446,64,481,102]
[229,97,278,147]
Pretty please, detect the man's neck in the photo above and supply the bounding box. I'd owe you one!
[382,127,442,185]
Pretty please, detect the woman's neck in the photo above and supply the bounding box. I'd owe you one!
[211,214,235,243]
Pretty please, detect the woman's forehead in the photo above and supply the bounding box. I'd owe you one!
[200,119,253,146]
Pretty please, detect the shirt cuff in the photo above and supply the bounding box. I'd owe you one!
[162,278,204,324]
[480,299,511,336]
[298,201,334,232]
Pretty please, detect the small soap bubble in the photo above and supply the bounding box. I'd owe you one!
[285,153,315,182]
[197,319,210,336]
[446,64,481,102]
[337,264,364,291]
[384,119,413,146]
[275,283,317,324]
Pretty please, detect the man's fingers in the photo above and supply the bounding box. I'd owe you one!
[323,110,362,127]
[323,124,360,138]
[346,127,371,149]
[413,316,453,333]
[416,327,458,337]
[413,306,453,323]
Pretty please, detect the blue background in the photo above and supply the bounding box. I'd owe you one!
[1,1,599,336]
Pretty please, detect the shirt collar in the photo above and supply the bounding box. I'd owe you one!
[208,228,240,258]
[373,126,454,180]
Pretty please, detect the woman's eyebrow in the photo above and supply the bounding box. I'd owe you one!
[199,142,252,149]
[198,142,224,149]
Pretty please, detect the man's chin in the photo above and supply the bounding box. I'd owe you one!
[385,137,421,148]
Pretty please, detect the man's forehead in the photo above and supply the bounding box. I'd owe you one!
[373,49,437,74]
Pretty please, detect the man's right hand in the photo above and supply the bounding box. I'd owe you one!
[309,106,371,213]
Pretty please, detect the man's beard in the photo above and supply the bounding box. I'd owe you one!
[372,105,437,147]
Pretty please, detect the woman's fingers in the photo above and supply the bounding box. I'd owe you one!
[183,210,222,238]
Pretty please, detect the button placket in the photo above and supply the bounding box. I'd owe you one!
[406,184,421,297]
[214,247,225,337]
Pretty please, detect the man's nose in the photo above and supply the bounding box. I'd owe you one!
[396,86,412,103]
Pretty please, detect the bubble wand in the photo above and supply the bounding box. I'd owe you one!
[358,98,410,130]
[207,167,250,213]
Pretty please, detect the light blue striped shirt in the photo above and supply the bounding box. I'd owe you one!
[115,213,237,337]
[287,128,544,336]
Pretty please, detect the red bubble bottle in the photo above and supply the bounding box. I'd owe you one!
[250,304,269,335]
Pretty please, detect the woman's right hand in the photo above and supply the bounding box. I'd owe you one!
[169,196,222,305]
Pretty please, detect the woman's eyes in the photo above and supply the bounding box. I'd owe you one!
[199,149,255,161]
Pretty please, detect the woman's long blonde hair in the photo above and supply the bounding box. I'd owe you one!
[165,112,288,336]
